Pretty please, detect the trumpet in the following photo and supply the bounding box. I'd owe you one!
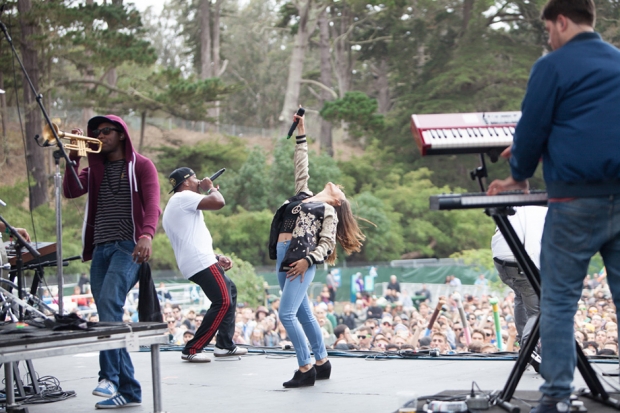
[42,122,102,157]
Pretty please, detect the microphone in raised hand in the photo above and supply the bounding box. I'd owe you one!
[286,107,305,139]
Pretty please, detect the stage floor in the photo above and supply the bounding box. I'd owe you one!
[13,349,620,413]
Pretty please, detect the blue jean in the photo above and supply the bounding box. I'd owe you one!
[277,241,328,366]
[90,241,141,402]
[539,196,620,400]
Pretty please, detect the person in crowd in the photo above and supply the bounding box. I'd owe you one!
[326,269,339,303]
[414,284,432,304]
[157,282,173,303]
[430,332,451,354]
[474,274,488,287]
[387,275,401,295]
[269,298,280,323]
[267,112,365,388]
[262,317,280,347]
[71,285,89,311]
[183,330,195,345]
[240,307,256,342]
[486,1,620,411]
[163,167,248,363]
[250,328,266,347]
[366,296,383,320]
[63,114,160,409]
[78,272,90,294]
[337,303,358,330]
[355,327,373,351]
[256,306,269,322]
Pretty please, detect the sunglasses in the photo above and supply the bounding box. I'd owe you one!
[357,335,368,339]
[485,333,492,337]
[91,127,122,137]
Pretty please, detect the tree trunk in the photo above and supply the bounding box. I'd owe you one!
[18,0,48,209]
[199,0,212,79]
[318,8,333,156]
[212,0,223,77]
[139,111,146,152]
[332,6,353,97]
[0,71,8,166]
[209,0,226,131]
[82,0,95,128]
[374,57,390,114]
[462,0,474,33]
[417,44,426,76]
[278,0,320,122]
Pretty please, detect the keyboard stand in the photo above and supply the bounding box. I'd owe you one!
[464,155,620,412]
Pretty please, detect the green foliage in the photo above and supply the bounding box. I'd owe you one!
[151,232,177,271]
[145,69,241,121]
[154,138,248,177]
[450,249,496,273]
[351,192,404,261]
[224,252,265,308]
[320,91,385,139]
[206,208,274,265]
[226,146,271,212]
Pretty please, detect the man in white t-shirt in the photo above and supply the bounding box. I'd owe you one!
[491,205,547,348]
[163,167,247,363]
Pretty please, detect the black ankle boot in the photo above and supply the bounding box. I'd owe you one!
[283,367,316,388]
[314,360,331,380]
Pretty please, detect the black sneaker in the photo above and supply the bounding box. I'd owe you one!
[283,367,316,388]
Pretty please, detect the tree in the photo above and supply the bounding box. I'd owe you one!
[320,91,384,141]
[278,0,326,122]
[226,146,271,212]
[17,0,47,209]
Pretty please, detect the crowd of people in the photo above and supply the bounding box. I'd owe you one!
[85,271,612,358]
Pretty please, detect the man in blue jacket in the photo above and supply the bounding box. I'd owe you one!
[487,1,620,412]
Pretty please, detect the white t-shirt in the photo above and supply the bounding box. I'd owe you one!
[162,190,217,279]
[491,206,548,268]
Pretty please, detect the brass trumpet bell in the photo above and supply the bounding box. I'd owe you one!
[42,122,102,157]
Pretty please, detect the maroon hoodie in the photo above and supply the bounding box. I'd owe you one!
[62,115,161,261]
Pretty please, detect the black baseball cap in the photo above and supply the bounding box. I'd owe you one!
[168,167,195,194]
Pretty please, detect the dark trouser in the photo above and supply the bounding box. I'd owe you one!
[328,286,336,303]
[183,263,237,355]
[494,258,539,346]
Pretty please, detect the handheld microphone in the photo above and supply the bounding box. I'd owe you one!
[209,168,226,181]
[0,198,6,207]
[286,107,306,139]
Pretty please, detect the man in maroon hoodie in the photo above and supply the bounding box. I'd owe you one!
[63,115,161,409]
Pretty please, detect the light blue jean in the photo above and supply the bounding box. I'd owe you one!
[277,241,328,366]
[90,240,141,402]
[539,196,620,400]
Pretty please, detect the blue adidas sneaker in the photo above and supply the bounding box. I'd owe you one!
[95,394,141,409]
[92,379,117,398]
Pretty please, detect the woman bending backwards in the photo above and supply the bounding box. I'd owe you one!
[268,112,365,388]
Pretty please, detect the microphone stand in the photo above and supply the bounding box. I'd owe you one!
[1,11,83,315]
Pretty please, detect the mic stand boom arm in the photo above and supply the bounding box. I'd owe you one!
[0,16,82,191]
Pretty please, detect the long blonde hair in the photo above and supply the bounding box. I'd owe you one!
[325,199,365,265]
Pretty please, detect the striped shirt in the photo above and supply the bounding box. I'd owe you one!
[93,159,133,244]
